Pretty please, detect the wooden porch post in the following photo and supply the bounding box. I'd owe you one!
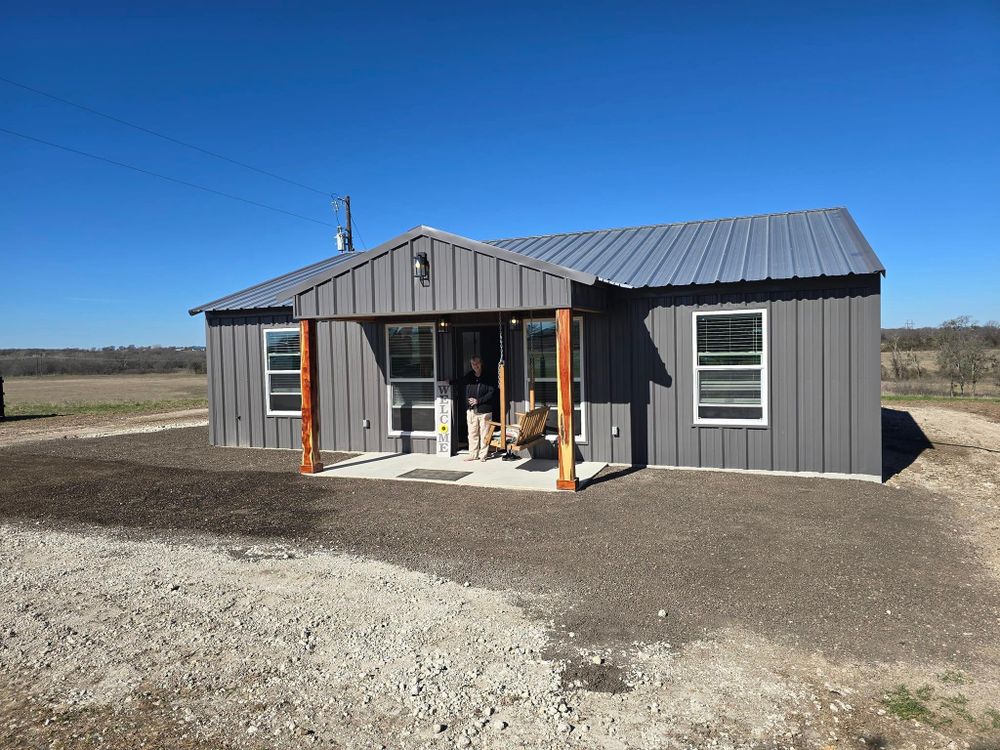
[299,319,323,474]
[555,307,578,491]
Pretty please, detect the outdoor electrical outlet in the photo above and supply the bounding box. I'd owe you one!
[612,425,620,437]
[362,419,370,429]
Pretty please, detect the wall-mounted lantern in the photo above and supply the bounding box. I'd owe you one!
[509,315,521,330]
[413,252,430,286]
[437,317,450,331]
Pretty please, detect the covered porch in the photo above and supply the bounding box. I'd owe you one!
[282,226,608,491]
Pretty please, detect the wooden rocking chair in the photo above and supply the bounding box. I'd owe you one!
[485,406,550,460]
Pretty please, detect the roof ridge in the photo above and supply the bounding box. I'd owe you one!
[483,206,845,244]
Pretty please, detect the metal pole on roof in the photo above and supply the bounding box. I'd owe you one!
[344,195,354,252]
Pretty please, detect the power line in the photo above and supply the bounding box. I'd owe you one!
[0,126,336,228]
[350,214,368,250]
[2,75,372,239]
[0,75,331,197]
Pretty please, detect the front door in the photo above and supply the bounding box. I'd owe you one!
[453,326,501,449]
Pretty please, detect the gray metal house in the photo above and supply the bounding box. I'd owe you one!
[190,207,885,488]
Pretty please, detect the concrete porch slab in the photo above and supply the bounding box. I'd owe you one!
[311,451,607,491]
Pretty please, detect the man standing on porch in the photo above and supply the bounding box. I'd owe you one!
[461,356,495,462]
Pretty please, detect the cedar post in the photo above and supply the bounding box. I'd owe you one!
[299,319,323,474]
[555,308,578,491]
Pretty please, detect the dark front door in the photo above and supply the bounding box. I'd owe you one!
[453,326,501,449]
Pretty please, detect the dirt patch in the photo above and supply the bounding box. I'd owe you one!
[884,404,1000,580]
[885,397,1000,424]
[561,661,630,694]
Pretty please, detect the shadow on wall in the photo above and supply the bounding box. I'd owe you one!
[629,298,673,467]
[882,407,933,482]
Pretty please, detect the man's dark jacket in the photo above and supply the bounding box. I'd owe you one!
[457,370,495,415]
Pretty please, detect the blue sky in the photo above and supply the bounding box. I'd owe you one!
[2,1,997,347]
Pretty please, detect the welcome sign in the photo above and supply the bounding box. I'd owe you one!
[435,381,452,455]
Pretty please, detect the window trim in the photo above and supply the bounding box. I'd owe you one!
[691,308,768,427]
[262,326,302,417]
[522,316,587,443]
[385,322,438,437]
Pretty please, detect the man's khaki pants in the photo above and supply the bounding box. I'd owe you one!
[466,410,491,460]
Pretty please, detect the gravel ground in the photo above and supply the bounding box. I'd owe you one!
[2,409,1000,749]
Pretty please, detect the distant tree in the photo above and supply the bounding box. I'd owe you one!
[936,316,993,396]
[886,335,925,380]
[0,347,205,377]
[986,320,1000,348]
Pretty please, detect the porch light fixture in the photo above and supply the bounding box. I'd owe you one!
[509,315,521,330]
[437,318,449,331]
[413,252,430,285]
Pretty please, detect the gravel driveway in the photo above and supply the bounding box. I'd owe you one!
[2,412,999,749]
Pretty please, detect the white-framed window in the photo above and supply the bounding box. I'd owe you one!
[386,323,437,435]
[692,309,768,426]
[523,317,586,441]
[263,327,302,416]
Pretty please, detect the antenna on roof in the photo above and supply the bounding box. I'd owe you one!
[332,194,355,253]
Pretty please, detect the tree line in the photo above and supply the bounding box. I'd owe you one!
[0,346,206,377]
[882,318,999,397]
[2,323,998,397]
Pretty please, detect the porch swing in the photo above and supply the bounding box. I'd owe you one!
[485,312,550,460]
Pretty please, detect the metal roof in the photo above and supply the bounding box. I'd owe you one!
[191,207,883,314]
[189,252,357,314]
[484,207,883,288]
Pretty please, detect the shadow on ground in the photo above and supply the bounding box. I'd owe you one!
[882,407,934,481]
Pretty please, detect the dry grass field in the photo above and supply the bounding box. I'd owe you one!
[1,372,207,416]
[0,373,209,447]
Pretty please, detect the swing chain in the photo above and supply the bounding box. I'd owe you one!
[497,311,505,368]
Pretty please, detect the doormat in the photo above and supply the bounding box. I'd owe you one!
[398,468,472,482]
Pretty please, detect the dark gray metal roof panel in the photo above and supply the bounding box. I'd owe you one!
[190,207,884,315]
[189,252,357,314]
[484,207,884,289]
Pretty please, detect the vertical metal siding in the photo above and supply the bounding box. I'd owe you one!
[796,291,824,471]
[574,276,881,477]
[608,300,634,464]
[204,319,217,445]
[852,288,882,477]
[205,311,301,450]
[294,234,587,317]
[309,319,437,456]
[583,312,611,461]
